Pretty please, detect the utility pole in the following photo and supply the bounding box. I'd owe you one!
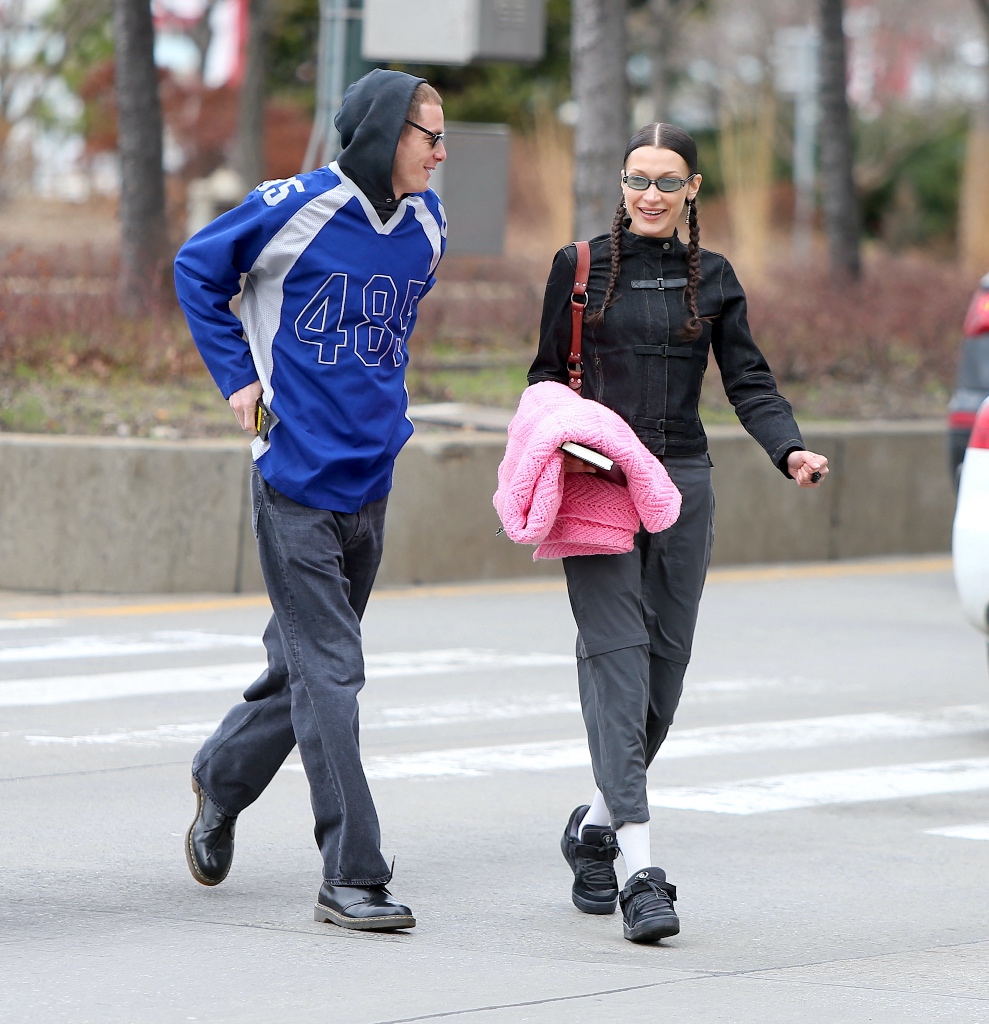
[572,0,628,240]
[238,0,269,189]
[775,25,818,257]
[303,0,364,170]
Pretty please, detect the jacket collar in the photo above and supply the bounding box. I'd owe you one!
[620,225,685,254]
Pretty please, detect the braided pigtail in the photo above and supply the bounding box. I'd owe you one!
[681,196,703,342]
[585,200,626,327]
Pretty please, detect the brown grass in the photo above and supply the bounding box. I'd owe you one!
[0,248,201,382]
[0,172,979,435]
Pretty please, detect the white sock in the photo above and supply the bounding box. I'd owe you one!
[616,821,652,877]
[578,789,611,839]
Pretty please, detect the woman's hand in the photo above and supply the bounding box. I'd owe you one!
[563,453,599,474]
[787,449,829,488]
[229,381,263,435]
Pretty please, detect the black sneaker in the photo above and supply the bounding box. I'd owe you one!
[560,804,619,915]
[620,866,680,943]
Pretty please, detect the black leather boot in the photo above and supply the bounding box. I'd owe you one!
[314,881,416,931]
[620,866,679,943]
[560,804,619,914]
[185,777,237,886]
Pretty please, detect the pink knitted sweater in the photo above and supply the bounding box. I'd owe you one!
[493,381,682,559]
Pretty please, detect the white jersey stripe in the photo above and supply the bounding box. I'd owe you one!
[242,182,353,459]
[408,195,445,275]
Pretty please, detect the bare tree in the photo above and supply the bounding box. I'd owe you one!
[112,0,169,312]
[817,0,860,278]
[237,0,269,190]
[572,0,628,239]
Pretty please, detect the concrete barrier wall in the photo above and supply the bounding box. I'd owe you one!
[0,422,954,594]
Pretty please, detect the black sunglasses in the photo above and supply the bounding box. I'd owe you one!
[404,119,445,148]
[623,172,697,193]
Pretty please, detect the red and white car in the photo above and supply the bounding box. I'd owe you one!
[953,396,989,639]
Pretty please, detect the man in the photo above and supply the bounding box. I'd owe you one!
[173,69,446,931]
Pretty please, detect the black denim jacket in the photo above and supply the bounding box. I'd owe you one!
[528,229,804,472]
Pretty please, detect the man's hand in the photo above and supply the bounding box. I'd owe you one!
[787,449,829,488]
[229,381,263,435]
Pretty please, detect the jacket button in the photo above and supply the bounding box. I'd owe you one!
[663,243,670,250]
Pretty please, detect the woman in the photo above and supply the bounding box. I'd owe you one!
[528,123,828,944]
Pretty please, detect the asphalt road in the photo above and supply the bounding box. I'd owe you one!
[2,556,988,1023]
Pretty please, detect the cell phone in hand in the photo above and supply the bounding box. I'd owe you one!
[255,400,273,442]
[560,442,627,486]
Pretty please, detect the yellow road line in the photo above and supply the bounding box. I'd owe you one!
[372,579,567,600]
[2,556,952,621]
[8,596,272,620]
[705,556,952,585]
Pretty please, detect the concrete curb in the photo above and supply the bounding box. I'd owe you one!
[0,422,954,593]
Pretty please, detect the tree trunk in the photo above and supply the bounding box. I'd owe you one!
[817,0,860,279]
[237,0,269,190]
[112,0,169,314]
[975,0,989,37]
[572,0,628,240]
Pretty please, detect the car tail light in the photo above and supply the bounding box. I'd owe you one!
[963,290,989,336]
[949,410,978,430]
[968,401,989,449]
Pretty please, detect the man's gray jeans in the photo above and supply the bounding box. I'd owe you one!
[192,466,392,886]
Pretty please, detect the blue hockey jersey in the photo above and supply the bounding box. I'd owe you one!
[174,161,446,512]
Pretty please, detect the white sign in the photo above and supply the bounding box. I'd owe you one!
[362,0,545,65]
[363,0,478,64]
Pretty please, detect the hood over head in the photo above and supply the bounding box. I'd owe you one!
[334,69,426,208]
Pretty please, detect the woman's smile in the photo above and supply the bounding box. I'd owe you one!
[621,146,700,237]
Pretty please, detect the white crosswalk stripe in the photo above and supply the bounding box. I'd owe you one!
[284,706,989,793]
[0,650,573,706]
[18,703,989,761]
[0,619,64,631]
[18,696,584,745]
[647,757,989,814]
[5,619,989,819]
[0,631,264,664]
[925,823,989,841]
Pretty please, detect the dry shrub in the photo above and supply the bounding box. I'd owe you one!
[718,86,777,287]
[411,254,546,351]
[746,250,975,401]
[0,248,202,381]
[507,112,575,265]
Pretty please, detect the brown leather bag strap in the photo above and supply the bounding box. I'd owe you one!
[568,240,591,393]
